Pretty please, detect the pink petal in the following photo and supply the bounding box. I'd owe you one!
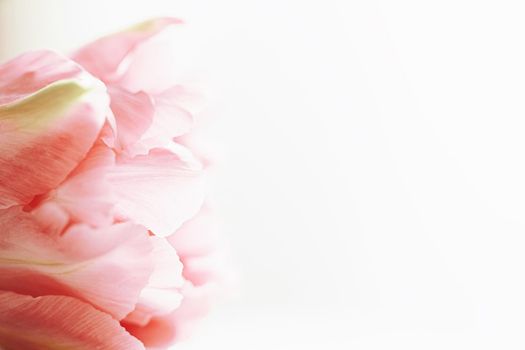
[108,146,206,237]
[125,206,230,347]
[122,283,215,348]
[122,316,177,349]
[0,50,83,104]
[0,51,108,209]
[169,282,218,341]
[152,86,195,137]
[108,86,155,153]
[168,205,228,337]
[0,291,144,350]
[0,206,154,320]
[32,138,117,228]
[169,204,231,286]
[124,237,184,327]
[71,17,181,83]
[108,85,199,156]
[125,86,195,156]
[114,23,194,95]
[168,204,218,261]
[32,141,205,237]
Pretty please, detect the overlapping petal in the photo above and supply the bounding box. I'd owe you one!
[0,50,83,104]
[72,17,198,156]
[0,291,145,350]
[36,141,205,237]
[124,206,229,347]
[124,237,184,327]
[31,138,116,228]
[124,86,195,156]
[0,51,108,209]
[0,206,154,320]
[108,146,206,237]
[108,86,155,153]
[107,85,198,157]
[71,17,181,83]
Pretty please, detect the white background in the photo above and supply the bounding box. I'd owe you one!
[1,1,525,349]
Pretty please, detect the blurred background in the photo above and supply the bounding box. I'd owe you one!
[2,1,525,349]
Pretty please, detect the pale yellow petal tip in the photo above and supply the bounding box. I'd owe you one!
[127,17,183,33]
[0,78,108,130]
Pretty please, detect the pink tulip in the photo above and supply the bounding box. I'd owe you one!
[0,18,225,349]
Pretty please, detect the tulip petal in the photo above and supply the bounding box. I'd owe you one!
[108,85,198,156]
[0,52,108,209]
[108,86,155,152]
[115,23,196,95]
[124,86,195,157]
[0,206,154,320]
[31,141,205,238]
[0,50,83,104]
[124,236,184,326]
[35,142,204,237]
[152,86,194,137]
[71,17,181,82]
[124,206,230,347]
[123,283,215,348]
[32,138,117,228]
[169,204,231,288]
[0,291,144,350]
[108,146,206,237]
[168,204,218,261]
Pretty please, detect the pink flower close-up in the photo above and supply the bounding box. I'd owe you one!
[4,1,524,350]
[0,18,226,349]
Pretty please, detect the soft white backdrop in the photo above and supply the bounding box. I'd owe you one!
[1,1,525,349]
